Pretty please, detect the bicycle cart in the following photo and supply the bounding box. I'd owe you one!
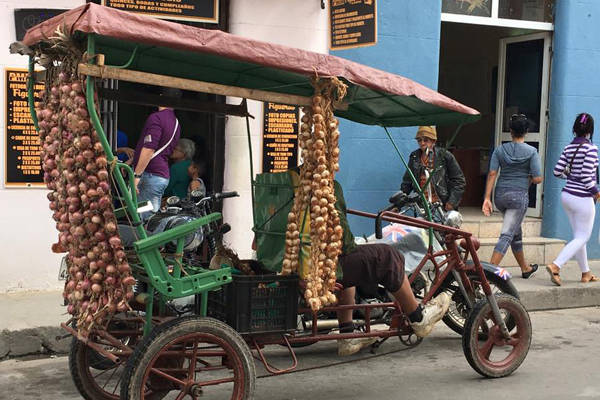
[14,4,532,399]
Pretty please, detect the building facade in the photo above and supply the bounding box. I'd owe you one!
[1,0,599,293]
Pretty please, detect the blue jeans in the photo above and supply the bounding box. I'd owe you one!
[493,187,529,255]
[137,172,169,219]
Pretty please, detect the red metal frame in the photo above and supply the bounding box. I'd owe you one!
[62,207,495,381]
[248,207,494,375]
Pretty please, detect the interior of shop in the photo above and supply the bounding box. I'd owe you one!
[100,83,226,196]
[437,21,543,207]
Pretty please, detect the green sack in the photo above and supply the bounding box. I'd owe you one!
[253,171,296,273]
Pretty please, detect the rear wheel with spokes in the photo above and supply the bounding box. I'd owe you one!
[121,316,255,400]
[69,337,129,400]
[69,314,142,400]
[463,294,531,378]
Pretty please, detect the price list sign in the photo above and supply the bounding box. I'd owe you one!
[101,0,219,23]
[5,68,44,187]
[329,0,377,50]
[262,102,299,173]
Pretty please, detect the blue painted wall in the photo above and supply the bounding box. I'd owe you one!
[542,0,600,257]
[332,0,442,237]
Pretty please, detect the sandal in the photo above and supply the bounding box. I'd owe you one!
[546,265,562,286]
[581,274,600,283]
[522,264,538,279]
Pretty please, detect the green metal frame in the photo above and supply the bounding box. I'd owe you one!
[383,123,466,248]
[28,33,233,337]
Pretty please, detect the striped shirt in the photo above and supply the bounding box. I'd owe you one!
[553,137,599,197]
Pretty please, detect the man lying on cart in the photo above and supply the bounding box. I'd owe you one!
[257,167,451,357]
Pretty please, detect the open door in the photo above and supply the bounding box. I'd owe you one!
[495,32,552,217]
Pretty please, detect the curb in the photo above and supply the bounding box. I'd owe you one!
[0,326,70,360]
[519,286,600,311]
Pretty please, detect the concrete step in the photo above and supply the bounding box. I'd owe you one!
[460,207,541,239]
[508,262,600,311]
[477,236,566,267]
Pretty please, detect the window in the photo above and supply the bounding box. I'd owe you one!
[499,0,554,23]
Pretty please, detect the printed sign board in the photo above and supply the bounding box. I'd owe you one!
[13,9,68,41]
[101,0,219,23]
[330,0,377,50]
[5,68,44,187]
[262,102,299,173]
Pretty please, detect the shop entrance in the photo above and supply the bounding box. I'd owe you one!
[101,82,226,197]
[438,22,551,216]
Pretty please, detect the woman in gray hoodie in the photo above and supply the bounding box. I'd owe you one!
[482,114,543,278]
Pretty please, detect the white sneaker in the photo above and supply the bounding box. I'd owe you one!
[337,337,377,356]
[410,292,451,338]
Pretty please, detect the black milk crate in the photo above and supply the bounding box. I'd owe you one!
[208,274,299,335]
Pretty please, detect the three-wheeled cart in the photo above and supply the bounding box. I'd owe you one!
[15,4,532,399]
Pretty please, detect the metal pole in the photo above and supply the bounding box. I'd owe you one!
[383,126,434,247]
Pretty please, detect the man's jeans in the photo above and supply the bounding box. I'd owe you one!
[137,172,169,220]
[493,187,529,255]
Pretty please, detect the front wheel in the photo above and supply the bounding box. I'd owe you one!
[463,294,531,378]
[121,316,255,400]
[440,269,518,336]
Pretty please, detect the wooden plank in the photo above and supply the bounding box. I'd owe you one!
[79,63,314,108]
[97,87,251,117]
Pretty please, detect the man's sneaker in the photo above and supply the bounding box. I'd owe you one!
[337,337,377,356]
[410,292,451,338]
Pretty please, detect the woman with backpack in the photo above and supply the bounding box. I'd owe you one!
[546,113,600,285]
[482,114,542,278]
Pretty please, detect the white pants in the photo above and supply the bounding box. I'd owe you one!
[553,192,595,272]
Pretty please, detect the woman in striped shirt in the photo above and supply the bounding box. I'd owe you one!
[547,113,600,285]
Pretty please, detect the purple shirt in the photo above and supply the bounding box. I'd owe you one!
[133,109,180,179]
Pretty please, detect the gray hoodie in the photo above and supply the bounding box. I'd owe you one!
[490,142,542,190]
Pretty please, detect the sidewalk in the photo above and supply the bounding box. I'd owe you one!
[505,260,600,310]
[1,260,599,359]
[0,291,69,359]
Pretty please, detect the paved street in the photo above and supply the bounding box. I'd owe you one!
[0,307,599,400]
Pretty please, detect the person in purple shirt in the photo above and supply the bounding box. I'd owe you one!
[132,88,182,216]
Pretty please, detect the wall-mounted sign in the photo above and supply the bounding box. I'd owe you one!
[329,0,377,50]
[100,0,219,23]
[13,9,68,41]
[5,69,44,187]
[262,102,299,173]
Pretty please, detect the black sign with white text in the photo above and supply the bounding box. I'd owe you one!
[262,103,299,173]
[5,69,44,187]
[330,0,377,50]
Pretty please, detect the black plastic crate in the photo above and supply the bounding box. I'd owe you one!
[208,274,299,335]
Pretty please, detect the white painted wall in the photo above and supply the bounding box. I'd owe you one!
[222,0,329,258]
[0,0,328,291]
[0,0,85,292]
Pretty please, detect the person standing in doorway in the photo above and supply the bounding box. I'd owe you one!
[546,113,600,285]
[401,126,465,211]
[132,87,182,215]
[482,114,542,278]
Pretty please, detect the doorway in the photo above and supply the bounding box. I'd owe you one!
[102,82,226,196]
[495,32,551,217]
[438,22,551,216]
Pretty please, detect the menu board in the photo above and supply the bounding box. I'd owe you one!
[330,0,377,50]
[4,68,44,187]
[262,102,299,173]
[100,0,219,23]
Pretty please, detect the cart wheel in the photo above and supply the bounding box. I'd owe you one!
[462,295,531,378]
[121,316,255,400]
[69,338,128,400]
[69,314,142,400]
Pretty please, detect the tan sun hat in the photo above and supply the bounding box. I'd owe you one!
[415,126,437,140]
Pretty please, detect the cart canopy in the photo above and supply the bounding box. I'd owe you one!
[22,3,480,127]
